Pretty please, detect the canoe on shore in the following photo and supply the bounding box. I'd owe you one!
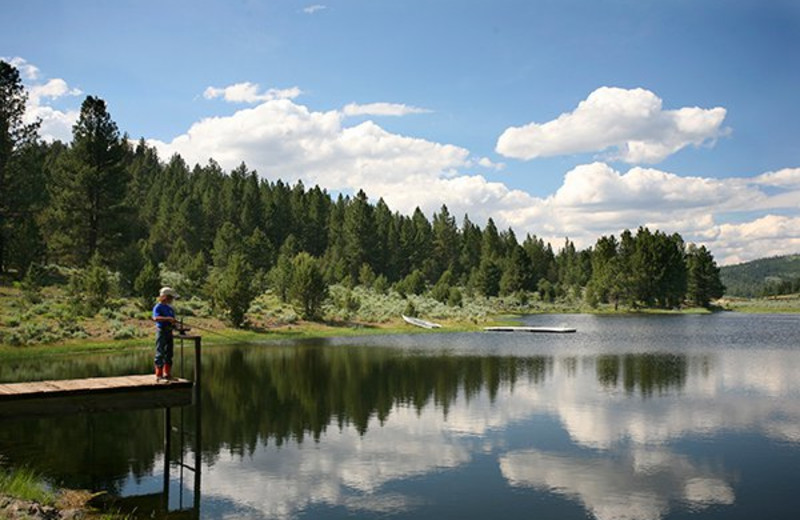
[402,315,442,329]
[484,326,576,333]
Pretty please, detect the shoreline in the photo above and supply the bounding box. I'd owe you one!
[2,303,798,361]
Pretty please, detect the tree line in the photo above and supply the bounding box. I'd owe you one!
[0,60,725,324]
[719,254,800,298]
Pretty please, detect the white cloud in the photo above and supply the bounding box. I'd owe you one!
[495,87,728,164]
[203,82,302,103]
[303,4,327,14]
[5,56,40,80]
[148,97,474,194]
[2,57,82,142]
[528,162,799,264]
[713,215,800,265]
[29,105,81,143]
[342,102,431,117]
[149,86,796,266]
[29,78,82,104]
[753,167,800,188]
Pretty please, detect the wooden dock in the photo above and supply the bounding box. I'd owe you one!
[484,326,576,333]
[0,375,194,419]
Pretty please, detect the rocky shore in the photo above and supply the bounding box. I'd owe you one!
[1,492,91,519]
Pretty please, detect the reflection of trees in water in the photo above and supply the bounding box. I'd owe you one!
[199,346,553,456]
[0,346,695,494]
[0,346,554,491]
[0,409,164,494]
[0,352,169,493]
[596,353,688,396]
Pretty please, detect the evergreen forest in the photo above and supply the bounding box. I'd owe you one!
[720,254,800,297]
[1,60,726,328]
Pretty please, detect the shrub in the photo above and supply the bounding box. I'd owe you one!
[84,253,111,312]
[288,252,328,321]
[210,253,256,327]
[134,261,161,310]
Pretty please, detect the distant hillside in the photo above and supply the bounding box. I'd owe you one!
[720,254,800,297]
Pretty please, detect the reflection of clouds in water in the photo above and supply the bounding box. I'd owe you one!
[500,448,734,520]
[200,349,799,519]
[489,351,800,449]
[201,404,470,519]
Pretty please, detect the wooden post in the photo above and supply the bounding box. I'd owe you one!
[193,335,202,516]
[163,407,171,511]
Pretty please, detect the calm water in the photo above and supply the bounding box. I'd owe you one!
[1,313,800,519]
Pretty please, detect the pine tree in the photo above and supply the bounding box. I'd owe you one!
[432,204,460,281]
[211,252,255,327]
[270,235,299,302]
[475,256,501,297]
[323,194,348,283]
[500,244,527,296]
[46,96,129,266]
[686,244,725,308]
[0,60,42,274]
[409,207,433,278]
[342,190,376,280]
[211,221,243,270]
[288,252,328,320]
[587,235,618,305]
[134,260,162,310]
[459,215,482,283]
[372,198,395,279]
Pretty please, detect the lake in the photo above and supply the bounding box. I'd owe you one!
[1,312,800,519]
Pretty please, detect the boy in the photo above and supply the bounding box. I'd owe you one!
[153,286,179,380]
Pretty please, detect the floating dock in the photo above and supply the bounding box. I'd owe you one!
[484,326,576,333]
[0,375,193,418]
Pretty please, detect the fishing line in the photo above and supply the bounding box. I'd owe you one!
[175,319,242,340]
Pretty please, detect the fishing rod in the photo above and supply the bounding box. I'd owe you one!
[174,318,242,340]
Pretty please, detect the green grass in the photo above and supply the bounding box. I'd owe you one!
[719,294,800,313]
[0,467,134,519]
[3,279,798,360]
[0,466,55,505]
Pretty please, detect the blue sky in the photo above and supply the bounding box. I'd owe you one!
[3,0,799,264]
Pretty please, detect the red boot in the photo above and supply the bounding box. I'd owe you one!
[155,365,163,380]
[164,363,173,380]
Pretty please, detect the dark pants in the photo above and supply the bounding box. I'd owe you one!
[155,328,174,367]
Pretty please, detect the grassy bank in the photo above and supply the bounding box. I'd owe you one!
[0,467,54,505]
[0,466,126,519]
[3,281,797,358]
[718,294,800,313]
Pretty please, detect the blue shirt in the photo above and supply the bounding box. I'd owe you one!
[153,302,175,330]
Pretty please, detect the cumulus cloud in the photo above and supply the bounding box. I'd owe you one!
[713,215,800,265]
[203,82,302,103]
[6,56,40,80]
[752,167,800,188]
[148,97,474,194]
[496,87,728,164]
[518,162,799,264]
[148,87,799,265]
[29,78,82,104]
[3,57,82,142]
[342,102,431,117]
[552,162,755,210]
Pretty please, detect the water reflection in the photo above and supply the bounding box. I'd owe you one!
[500,447,734,520]
[2,315,800,519]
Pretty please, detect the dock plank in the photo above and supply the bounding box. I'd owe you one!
[0,375,194,419]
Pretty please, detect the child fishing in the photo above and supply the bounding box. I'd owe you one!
[153,287,179,381]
